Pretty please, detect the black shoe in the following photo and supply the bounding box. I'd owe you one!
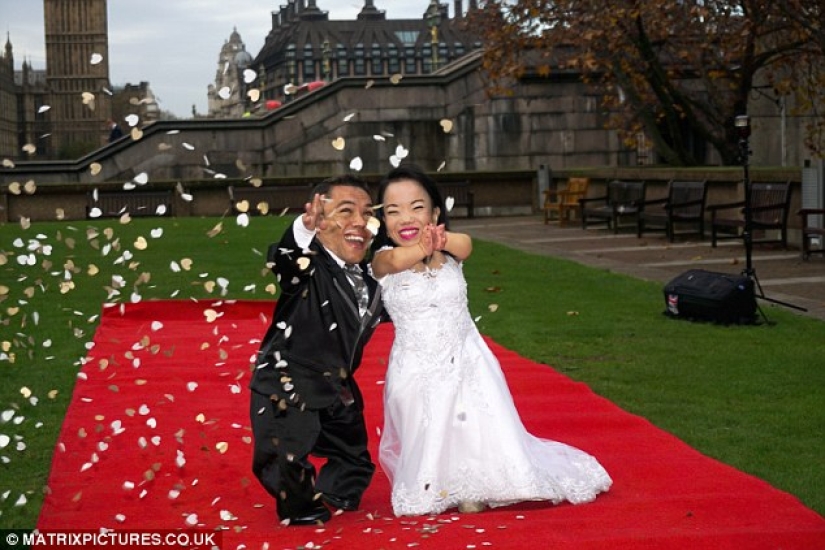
[284,507,332,526]
[321,494,358,511]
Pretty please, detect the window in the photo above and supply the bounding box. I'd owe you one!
[285,45,296,81]
[439,44,449,65]
[354,44,366,76]
[394,31,419,44]
[422,45,433,73]
[404,46,416,74]
[336,45,349,76]
[303,44,316,80]
[388,45,400,74]
[371,43,383,75]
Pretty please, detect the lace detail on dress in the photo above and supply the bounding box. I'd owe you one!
[378,255,612,517]
[379,257,474,427]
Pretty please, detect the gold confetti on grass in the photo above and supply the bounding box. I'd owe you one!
[206,222,223,238]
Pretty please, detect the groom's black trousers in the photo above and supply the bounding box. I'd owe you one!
[250,389,375,520]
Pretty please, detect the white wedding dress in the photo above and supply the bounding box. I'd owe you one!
[377,255,612,516]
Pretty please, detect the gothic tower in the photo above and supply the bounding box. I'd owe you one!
[207,28,254,119]
[43,0,112,157]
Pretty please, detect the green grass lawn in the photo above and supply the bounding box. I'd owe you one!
[0,214,823,528]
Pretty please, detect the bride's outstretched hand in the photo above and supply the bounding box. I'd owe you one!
[418,224,437,260]
[432,224,447,251]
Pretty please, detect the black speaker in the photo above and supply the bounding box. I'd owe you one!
[663,269,757,325]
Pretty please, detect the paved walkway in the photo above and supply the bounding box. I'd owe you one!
[451,216,825,322]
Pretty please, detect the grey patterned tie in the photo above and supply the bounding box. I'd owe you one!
[344,264,369,315]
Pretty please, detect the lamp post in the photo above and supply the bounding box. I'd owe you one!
[426,0,440,72]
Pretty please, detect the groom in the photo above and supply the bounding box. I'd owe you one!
[249,175,384,526]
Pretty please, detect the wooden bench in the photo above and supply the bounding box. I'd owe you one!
[436,181,475,218]
[708,181,792,248]
[228,184,310,216]
[544,177,589,225]
[798,208,825,260]
[637,180,708,241]
[87,190,174,218]
[579,180,646,233]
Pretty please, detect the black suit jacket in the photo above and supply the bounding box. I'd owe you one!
[249,224,383,410]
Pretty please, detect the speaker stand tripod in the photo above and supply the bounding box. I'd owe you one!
[735,115,807,323]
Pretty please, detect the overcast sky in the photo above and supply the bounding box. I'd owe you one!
[1,0,438,118]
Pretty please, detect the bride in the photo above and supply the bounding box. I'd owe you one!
[370,165,612,517]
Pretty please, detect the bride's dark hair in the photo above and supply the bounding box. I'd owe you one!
[371,164,450,252]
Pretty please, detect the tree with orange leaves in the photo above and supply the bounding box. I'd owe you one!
[471,0,823,165]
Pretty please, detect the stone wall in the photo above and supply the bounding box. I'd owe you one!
[0,52,812,233]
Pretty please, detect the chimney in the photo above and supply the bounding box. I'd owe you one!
[358,0,386,20]
[454,0,462,17]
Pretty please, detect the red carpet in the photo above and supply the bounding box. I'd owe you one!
[38,300,825,549]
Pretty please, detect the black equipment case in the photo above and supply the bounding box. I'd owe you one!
[663,269,757,324]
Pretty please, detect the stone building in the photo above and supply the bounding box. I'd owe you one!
[0,0,160,161]
[111,81,161,126]
[0,35,21,159]
[0,35,52,160]
[248,0,481,109]
[0,0,112,160]
[43,0,113,158]
[207,28,255,119]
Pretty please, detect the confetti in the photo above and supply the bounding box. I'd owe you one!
[367,217,381,236]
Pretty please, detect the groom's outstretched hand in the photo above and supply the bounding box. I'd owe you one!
[302,193,328,232]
